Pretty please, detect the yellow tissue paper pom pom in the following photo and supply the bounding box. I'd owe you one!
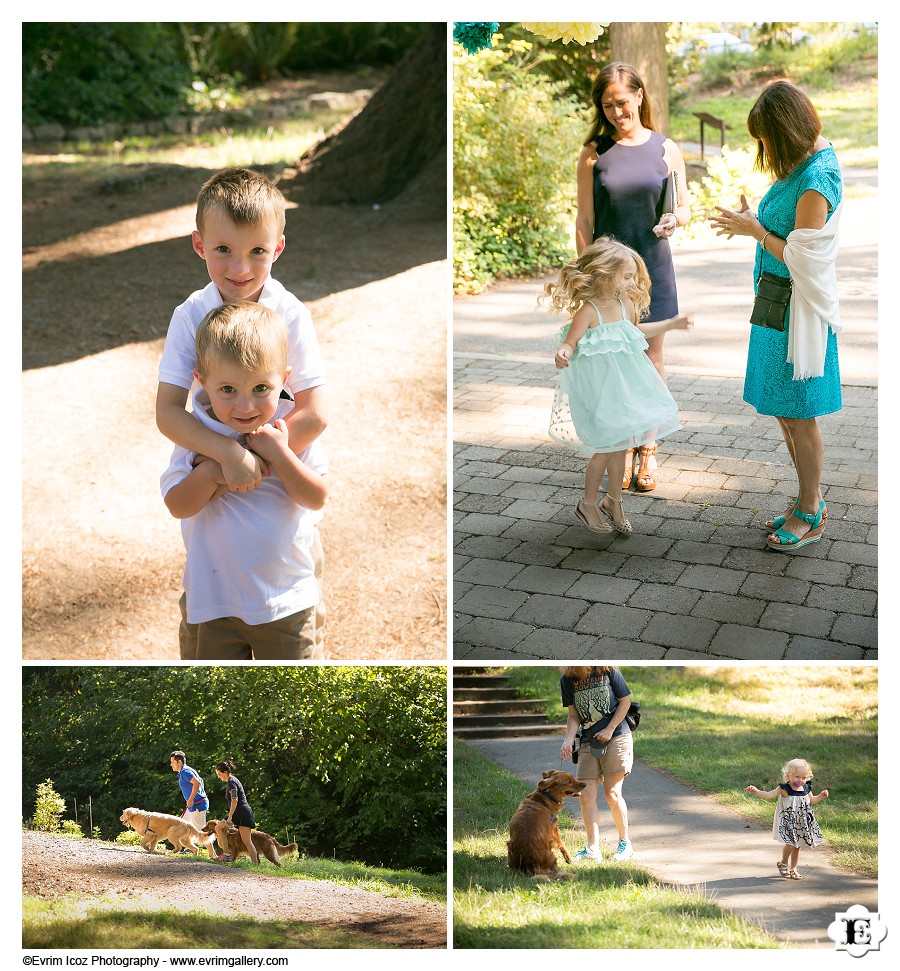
[521,22,610,46]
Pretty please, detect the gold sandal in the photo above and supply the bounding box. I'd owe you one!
[575,498,613,534]
[787,868,802,880]
[598,495,633,534]
[777,861,789,877]
[635,444,658,492]
[622,449,636,490]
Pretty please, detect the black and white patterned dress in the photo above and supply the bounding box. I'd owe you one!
[772,781,824,847]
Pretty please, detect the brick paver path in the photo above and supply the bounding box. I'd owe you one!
[453,355,877,659]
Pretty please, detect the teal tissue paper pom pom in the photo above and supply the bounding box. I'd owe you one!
[453,22,499,54]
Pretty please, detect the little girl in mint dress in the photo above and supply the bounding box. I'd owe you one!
[547,237,691,534]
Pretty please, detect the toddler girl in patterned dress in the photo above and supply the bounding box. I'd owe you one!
[746,757,830,879]
[547,237,692,533]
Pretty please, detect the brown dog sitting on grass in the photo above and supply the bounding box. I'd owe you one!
[507,769,586,880]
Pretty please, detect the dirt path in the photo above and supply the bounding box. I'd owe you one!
[23,831,446,948]
[22,164,446,659]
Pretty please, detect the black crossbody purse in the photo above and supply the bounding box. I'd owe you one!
[750,270,791,331]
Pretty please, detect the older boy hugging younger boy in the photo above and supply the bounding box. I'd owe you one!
[161,303,328,660]
[156,167,327,656]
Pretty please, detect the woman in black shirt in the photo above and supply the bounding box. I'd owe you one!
[214,760,258,864]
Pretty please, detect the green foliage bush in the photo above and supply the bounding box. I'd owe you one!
[454,39,584,293]
[23,23,194,126]
[115,830,144,847]
[23,666,446,873]
[32,779,66,832]
[60,820,84,840]
[680,147,771,243]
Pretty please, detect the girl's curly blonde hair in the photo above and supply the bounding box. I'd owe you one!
[781,758,813,782]
[543,236,651,320]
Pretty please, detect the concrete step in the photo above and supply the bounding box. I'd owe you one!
[453,698,547,716]
[455,713,550,729]
[453,686,520,702]
[453,675,511,689]
[454,724,562,740]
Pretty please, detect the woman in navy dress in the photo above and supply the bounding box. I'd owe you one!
[711,81,842,552]
[575,62,691,492]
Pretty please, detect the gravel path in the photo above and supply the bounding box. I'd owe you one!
[23,831,446,948]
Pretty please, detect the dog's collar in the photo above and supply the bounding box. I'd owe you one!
[535,788,560,811]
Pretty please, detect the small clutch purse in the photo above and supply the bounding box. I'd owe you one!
[750,270,791,331]
[661,170,678,216]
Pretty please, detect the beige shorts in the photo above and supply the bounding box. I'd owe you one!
[196,606,319,660]
[575,732,633,781]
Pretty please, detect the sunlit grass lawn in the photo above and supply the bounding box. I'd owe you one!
[23,895,387,949]
[671,77,877,170]
[503,665,877,877]
[454,742,780,949]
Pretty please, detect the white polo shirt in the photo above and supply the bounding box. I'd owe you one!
[158,277,326,398]
[160,389,328,626]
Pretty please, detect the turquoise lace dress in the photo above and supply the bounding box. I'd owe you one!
[549,299,682,454]
[743,145,843,418]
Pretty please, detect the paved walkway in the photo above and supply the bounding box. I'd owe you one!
[466,735,877,947]
[453,201,877,660]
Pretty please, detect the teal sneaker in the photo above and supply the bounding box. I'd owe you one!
[573,844,603,863]
[613,839,633,861]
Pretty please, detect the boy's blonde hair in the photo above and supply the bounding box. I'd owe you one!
[543,237,651,320]
[196,302,288,378]
[196,167,287,234]
[781,758,813,782]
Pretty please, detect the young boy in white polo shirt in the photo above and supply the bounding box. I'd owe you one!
[160,302,328,659]
[155,167,327,656]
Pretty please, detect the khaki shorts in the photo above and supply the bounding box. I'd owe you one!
[196,606,319,660]
[575,732,633,781]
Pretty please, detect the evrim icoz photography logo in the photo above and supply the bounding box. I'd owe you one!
[828,905,887,956]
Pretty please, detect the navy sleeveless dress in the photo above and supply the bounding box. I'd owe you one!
[593,130,678,322]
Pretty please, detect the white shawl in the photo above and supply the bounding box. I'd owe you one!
[783,202,842,381]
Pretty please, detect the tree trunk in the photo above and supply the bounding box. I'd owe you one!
[609,22,669,135]
[283,22,446,207]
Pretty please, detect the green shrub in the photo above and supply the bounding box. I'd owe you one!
[115,830,144,847]
[680,147,771,243]
[32,780,66,833]
[60,820,84,840]
[453,38,584,293]
[23,23,193,126]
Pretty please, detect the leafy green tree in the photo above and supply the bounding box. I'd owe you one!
[22,666,447,872]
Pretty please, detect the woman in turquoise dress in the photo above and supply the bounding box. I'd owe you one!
[710,81,842,552]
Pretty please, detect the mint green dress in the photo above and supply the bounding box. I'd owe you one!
[549,299,682,454]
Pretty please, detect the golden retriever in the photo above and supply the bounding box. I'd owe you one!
[119,807,214,854]
[507,769,586,880]
[202,819,298,867]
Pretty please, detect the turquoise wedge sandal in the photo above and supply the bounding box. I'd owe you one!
[766,505,826,553]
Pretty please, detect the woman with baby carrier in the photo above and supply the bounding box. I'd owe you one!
[559,665,634,863]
